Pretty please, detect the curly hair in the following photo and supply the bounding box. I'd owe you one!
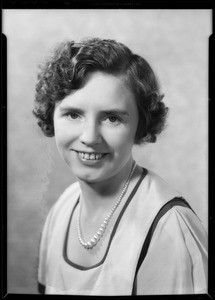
[33,37,168,144]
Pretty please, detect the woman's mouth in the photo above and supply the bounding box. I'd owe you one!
[74,151,107,161]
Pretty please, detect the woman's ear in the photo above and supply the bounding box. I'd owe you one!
[43,124,54,137]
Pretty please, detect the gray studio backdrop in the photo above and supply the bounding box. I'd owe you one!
[3,9,211,294]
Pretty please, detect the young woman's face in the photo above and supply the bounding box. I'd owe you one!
[53,72,139,183]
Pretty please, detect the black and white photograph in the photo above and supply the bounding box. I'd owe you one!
[3,8,211,295]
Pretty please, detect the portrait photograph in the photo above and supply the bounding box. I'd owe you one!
[3,8,211,295]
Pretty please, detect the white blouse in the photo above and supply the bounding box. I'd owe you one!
[38,169,208,295]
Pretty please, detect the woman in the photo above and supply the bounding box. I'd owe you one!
[33,38,207,295]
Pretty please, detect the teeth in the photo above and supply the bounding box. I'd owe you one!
[85,153,90,160]
[78,152,104,160]
[90,154,95,160]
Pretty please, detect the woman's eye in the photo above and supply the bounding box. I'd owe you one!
[105,115,121,124]
[108,116,118,122]
[65,112,79,119]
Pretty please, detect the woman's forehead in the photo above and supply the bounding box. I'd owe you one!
[59,72,136,109]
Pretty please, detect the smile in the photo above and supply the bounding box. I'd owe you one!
[76,151,106,161]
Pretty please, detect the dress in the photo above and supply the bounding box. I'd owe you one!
[38,169,208,295]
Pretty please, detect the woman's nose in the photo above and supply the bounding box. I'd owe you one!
[79,121,102,146]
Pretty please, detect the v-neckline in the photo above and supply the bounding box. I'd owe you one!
[63,168,148,270]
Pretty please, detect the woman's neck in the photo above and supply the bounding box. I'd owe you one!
[78,159,137,217]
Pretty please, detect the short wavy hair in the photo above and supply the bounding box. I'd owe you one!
[33,38,168,144]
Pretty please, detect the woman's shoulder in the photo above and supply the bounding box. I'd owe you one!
[136,201,208,295]
[45,181,80,225]
[54,180,80,207]
[139,168,182,207]
[153,203,207,248]
[145,169,181,195]
[58,181,80,202]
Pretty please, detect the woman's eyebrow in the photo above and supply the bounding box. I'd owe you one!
[101,109,129,116]
[58,106,84,113]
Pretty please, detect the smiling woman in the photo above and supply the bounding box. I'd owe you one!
[33,38,207,295]
[53,72,138,183]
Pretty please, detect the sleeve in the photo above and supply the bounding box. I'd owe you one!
[136,206,208,295]
[37,206,55,293]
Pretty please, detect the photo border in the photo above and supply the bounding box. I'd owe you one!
[1,1,214,298]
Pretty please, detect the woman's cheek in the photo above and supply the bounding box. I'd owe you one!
[107,127,135,147]
[55,122,75,145]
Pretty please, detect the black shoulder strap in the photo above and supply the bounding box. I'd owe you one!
[132,197,194,295]
[38,282,45,294]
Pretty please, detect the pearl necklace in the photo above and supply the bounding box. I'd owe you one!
[77,162,136,250]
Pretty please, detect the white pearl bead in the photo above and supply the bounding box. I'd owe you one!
[90,238,96,245]
[94,235,99,241]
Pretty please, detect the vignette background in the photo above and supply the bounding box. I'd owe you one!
[3,9,211,294]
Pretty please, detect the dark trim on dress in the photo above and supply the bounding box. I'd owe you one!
[132,197,194,295]
[38,282,45,294]
[63,168,148,270]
